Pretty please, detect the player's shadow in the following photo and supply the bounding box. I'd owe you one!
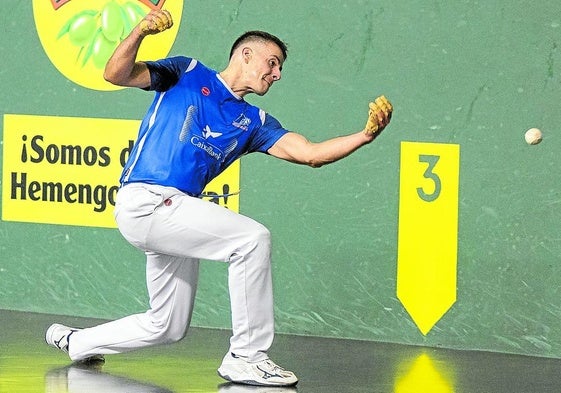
[44,362,299,393]
[45,361,174,393]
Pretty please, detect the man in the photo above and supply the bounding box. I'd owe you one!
[46,9,392,387]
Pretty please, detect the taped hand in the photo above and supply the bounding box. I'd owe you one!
[139,9,173,36]
[364,95,393,136]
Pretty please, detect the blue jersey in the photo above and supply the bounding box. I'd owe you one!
[120,56,289,195]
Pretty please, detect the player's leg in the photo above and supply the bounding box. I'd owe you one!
[66,253,199,361]
[127,184,297,385]
[128,184,275,362]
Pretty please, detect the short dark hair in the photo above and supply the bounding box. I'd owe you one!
[229,30,288,61]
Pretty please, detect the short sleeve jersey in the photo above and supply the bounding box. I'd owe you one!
[120,56,289,196]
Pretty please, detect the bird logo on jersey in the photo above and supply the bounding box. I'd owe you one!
[203,125,222,139]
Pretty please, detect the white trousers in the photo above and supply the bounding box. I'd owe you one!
[69,183,274,362]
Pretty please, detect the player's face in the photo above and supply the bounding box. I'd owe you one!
[247,42,284,95]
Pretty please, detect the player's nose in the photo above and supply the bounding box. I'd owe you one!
[272,69,282,82]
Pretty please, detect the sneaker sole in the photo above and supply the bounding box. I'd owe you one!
[77,354,106,364]
[217,369,298,387]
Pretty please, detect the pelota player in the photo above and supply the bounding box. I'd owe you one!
[45,9,392,387]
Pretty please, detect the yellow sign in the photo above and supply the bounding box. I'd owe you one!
[32,0,182,91]
[397,141,460,335]
[2,114,240,228]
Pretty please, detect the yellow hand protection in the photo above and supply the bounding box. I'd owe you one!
[364,95,393,135]
[139,10,173,36]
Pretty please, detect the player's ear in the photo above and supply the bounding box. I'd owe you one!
[241,47,252,63]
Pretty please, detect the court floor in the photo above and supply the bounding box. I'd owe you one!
[1,309,560,392]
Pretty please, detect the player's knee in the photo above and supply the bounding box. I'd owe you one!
[149,315,189,344]
[253,224,271,245]
[163,326,188,343]
[229,222,271,263]
[154,324,188,344]
[244,224,271,253]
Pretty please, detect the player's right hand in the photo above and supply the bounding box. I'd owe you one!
[138,10,173,36]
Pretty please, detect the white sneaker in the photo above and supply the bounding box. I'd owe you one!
[45,323,104,363]
[218,353,298,387]
[46,324,77,353]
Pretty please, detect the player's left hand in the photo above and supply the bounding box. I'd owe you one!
[138,9,173,36]
[364,95,393,137]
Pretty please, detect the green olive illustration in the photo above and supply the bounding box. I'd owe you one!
[91,31,119,69]
[57,10,98,41]
[122,1,145,27]
[101,1,124,42]
[67,14,98,47]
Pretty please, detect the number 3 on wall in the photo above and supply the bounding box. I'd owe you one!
[396,141,460,335]
[417,154,441,202]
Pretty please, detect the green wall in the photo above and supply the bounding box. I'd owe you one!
[2,1,561,359]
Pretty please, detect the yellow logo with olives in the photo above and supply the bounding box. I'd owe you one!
[32,0,183,91]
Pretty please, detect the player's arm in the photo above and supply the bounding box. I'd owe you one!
[268,96,393,168]
[268,131,372,168]
[104,10,173,88]
[103,30,149,88]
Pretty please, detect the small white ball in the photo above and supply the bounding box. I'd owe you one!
[525,128,542,145]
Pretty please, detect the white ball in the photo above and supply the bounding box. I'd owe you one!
[525,128,542,145]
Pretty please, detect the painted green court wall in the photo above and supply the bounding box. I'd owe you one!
[2,1,561,359]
